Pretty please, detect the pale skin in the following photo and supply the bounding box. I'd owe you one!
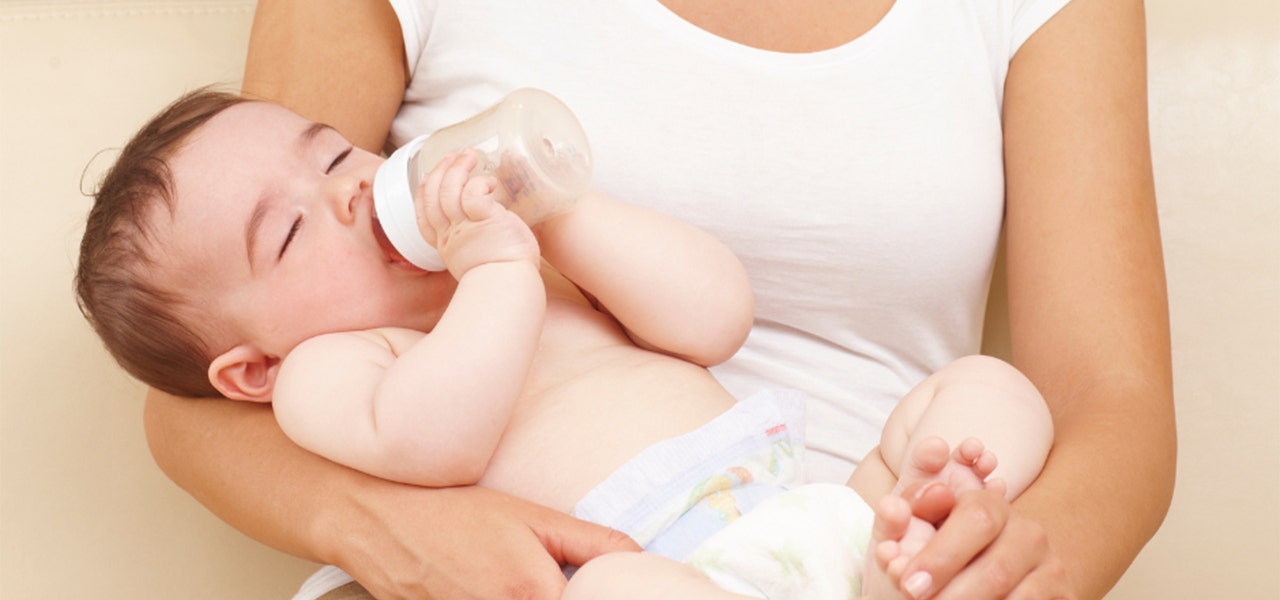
[144,0,1175,598]
[170,103,1052,598]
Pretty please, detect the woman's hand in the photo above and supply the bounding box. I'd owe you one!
[897,488,1073,600]
[330,485,641,600]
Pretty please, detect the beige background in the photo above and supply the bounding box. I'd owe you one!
[1,0,1275,597]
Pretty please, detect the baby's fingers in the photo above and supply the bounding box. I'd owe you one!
[461,175,502,221]
[902,489,1014,600]
[437,150,480,224]
[416,151,457,245]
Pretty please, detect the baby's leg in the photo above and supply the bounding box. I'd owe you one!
[562,552,759,600]
[854,355,1053,505]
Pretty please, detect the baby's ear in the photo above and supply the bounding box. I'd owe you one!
[209,345,281,403]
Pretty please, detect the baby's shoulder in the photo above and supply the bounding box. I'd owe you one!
[291,327,425,359]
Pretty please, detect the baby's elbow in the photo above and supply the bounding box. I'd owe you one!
[378,437,489,488]
[718,306,755,365]
[691,344,742,368]
[706,290,752,365]
[686,297,754,367]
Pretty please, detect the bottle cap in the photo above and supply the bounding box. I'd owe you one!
[373,135,446,271]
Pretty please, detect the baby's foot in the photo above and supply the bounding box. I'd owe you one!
[894,436,998,499]
[862,438,1002,598]
[864,494,937,599]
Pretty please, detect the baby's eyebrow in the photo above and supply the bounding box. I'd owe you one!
[298,121,337,148]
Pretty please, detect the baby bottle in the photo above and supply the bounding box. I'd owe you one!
[373,88,594,271]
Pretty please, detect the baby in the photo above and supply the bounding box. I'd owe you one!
[75,89,1053,599]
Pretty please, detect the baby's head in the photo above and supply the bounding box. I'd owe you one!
[75,90,247,398]
[76,89,453,401]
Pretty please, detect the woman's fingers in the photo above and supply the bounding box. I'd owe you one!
[1005,557,1075,600]
[928,505,1060,600]
[900,488,1012,599]
[902,480,958,525]
[901,487,1071,600]
[522,499,643,569]
[344,486,639,600]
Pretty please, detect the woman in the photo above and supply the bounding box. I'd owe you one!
[144,0,1174,598]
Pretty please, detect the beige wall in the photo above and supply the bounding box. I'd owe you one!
[1,1,1275,598]
[1113,1,1279,596]
[0,2,316,598]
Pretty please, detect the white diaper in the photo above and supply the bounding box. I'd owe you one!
[292,565,353,600]
[570,389,874,599]
[688,482,875,600]
[570,389,809,561]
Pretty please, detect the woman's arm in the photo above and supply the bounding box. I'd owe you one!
[536,191,755,367]
[145,391,637,600]
[1004,0,1174,593]
[899,0,1175,598]
[241,0,406,152]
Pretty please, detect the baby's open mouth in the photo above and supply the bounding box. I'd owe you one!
[372,215,416,268]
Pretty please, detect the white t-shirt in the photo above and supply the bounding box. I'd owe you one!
[387,0,1071,484]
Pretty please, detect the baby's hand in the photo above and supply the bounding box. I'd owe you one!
[414,150,540,278]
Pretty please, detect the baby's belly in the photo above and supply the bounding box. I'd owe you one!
[478,352,737,513]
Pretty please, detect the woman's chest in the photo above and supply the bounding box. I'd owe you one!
[656,0,894,52]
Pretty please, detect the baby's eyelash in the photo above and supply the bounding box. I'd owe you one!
[279,216,303,260]
[328,147,353,173]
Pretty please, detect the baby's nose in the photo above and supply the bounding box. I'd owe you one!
[326,177,368,224]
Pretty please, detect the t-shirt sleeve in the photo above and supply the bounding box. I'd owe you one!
[386,0,437,78]
[1009,0,1073,57]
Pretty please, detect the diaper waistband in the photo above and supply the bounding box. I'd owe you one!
[570,389,807,547]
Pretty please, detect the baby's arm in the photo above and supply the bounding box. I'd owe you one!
[273,152,544,487]
[535,191,753,366]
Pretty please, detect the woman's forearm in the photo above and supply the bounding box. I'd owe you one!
[1000,0,1175,593]
[1010,379,1176,598]
[144,388,351,561]
[145,383,645,600]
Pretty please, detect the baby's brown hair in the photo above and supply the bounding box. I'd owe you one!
[75,88,249,398]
